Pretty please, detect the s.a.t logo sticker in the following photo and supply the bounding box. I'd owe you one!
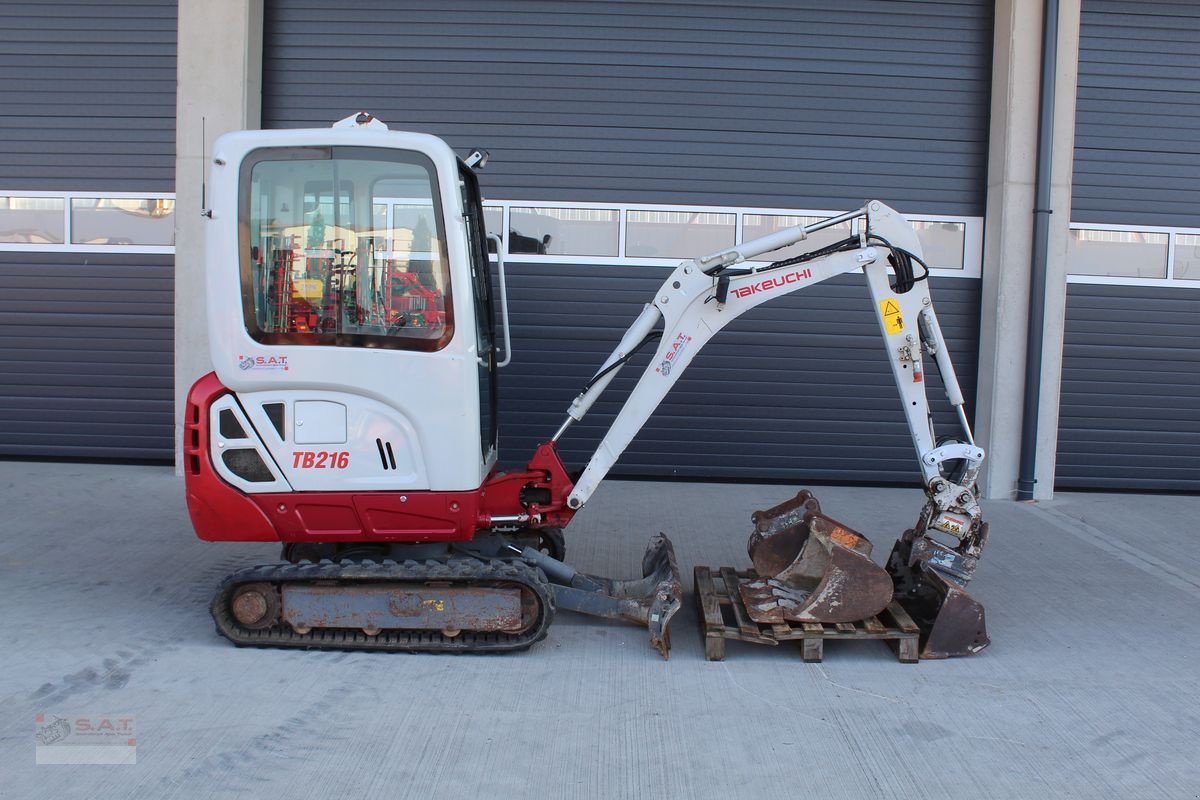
[238,355,289,372]
[656,333,693,377]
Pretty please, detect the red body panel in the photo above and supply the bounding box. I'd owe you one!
[247,491,481,542]
[183,373,577,543]
[184,373,279,542]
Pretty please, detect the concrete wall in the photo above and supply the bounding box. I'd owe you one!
[174,0,263,470]
[975,0,1080,500]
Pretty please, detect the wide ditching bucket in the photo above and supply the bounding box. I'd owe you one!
[739,491,894,625]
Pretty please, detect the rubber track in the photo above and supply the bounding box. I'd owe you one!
[211,557,554,653]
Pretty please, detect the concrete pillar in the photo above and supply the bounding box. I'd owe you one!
[174,0,263,470]
[974,0,1080,500]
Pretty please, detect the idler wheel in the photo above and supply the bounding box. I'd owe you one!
[230,582,280,629]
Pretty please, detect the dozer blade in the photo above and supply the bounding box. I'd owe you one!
[518,533,683,659]
[886,530,990,658]
[740,492,893,624]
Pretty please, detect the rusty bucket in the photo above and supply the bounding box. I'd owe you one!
[885,528,990,658]
[739,491,894,624]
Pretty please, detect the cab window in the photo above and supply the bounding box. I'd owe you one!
[241,146,453,351]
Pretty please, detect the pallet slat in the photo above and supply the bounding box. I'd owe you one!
[884,600,921,634]
[695,566,723,630]
[802,635,824,663]
[693,566,727,661]
[694,565,919,663]
[720,566,775,645]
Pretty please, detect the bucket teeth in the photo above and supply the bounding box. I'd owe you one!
[740,491,893,624]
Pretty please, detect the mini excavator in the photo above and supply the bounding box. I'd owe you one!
[184,113,989,659]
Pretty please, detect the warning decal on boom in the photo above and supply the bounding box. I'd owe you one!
[880,299,904,334]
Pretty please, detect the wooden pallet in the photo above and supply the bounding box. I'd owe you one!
[694,566,920,663]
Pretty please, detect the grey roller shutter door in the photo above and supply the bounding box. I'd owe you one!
[0,254,174,461]
[1057,285,1200,491]
[263,0,990,484]
[0,1,176,461]
[1057,1,1200,490]
[0,1,176,193]
[1072,0,1200,228]
[264,0,991,214]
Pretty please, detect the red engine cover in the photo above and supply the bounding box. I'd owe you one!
[183,373,575,543]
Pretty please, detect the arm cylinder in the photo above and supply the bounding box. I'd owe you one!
[698,225,807,269]
[697,206,867,272]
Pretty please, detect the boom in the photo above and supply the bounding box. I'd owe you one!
[555,201,988,599]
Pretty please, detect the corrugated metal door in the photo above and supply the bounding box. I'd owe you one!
[1058,284,1200,491]
[1058,0,1200,490]
[0,1,176,460]
[264,0,991,215]
[263,0,991,483]
[1071,0,1200,228]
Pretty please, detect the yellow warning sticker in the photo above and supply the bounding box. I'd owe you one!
[880,298,904,334]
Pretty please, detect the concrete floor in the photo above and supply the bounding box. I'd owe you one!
[1,461,1198,799]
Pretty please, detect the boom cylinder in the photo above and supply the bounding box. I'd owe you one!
[554,303,663,439]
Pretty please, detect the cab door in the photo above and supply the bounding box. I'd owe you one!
[459,164,498,463]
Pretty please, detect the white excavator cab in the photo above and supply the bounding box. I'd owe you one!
[203,115,500,495]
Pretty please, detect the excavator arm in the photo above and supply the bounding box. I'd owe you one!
[550,201,989,657]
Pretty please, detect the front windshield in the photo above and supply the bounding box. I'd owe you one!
[241,146,453,351]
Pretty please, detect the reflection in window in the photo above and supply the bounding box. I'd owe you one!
[909,220,965,268]
[740,214,852,261]
[483,206,503,254]
[510,207,619,257]
[1174,234,1200,281]
[245,150,452,350]
[483,206,503,238]
[625,210,735,258]
[379,203,442,261]
[1067,229,1168,278]
[0,196,64,244]
[71,198,175,246]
